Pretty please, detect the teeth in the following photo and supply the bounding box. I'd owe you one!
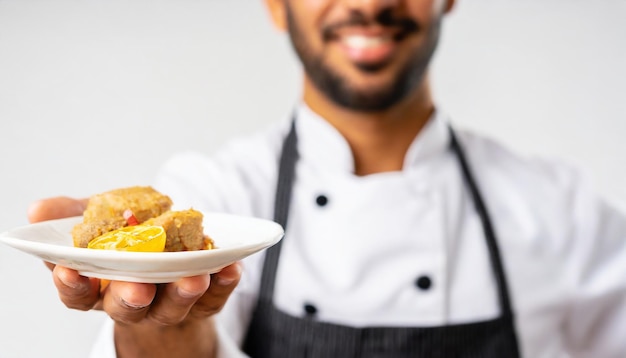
[342,35,390,49]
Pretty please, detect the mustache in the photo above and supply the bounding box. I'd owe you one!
[322,9,421,41]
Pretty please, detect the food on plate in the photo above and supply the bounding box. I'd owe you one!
[144,209,212,251]
[72,186,214,252]
[87,225,166,252]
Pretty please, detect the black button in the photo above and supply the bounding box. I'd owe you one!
[315,194,329,207]
[415,275,432,290]
[303,303,318,316]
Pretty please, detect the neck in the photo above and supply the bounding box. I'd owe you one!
[303,77,435,176]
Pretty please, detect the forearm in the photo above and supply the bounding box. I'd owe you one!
[114,317,217,358]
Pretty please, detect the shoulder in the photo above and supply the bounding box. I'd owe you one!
[456,128,626,255]
[455,129,589,247]
[455,129,584,204]
[154,119,290,216]
[214,119,289,180]
[164,118,288,171]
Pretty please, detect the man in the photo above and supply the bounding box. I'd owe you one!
[28,0,626,357]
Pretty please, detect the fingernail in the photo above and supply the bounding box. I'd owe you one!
[120,297,148,309]
[59,276,79,289]
[75,201,87,214]
[26,201,42,222]
[217,277,236,286]
[217,264,242,286]
[58,273,85,291]
[177,287,202,299]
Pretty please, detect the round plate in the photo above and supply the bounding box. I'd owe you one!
[0,212,283,283]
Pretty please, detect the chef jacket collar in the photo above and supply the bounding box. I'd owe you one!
[295,103,451,174]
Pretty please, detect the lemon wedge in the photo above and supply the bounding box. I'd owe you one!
[88,225,166,252]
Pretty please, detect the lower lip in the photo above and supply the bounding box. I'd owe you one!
[339,39,395,65]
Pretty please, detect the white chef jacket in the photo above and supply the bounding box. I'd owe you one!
[90,105,626,358]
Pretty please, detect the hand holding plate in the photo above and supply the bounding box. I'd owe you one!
[27,196,243,356]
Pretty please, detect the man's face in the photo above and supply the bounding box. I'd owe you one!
[270,0,451,112]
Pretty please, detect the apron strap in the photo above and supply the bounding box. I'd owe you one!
[448,128,515,317]
[258,120,298,300]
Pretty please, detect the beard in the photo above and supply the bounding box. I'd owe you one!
[285,5,442,112]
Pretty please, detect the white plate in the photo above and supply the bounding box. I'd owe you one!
[0,212,283,283]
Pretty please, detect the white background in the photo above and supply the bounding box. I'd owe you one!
[0,1,624,357]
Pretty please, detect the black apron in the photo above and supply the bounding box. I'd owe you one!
[243,120,521,357]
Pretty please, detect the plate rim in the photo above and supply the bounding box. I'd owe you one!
[0,211,284,282]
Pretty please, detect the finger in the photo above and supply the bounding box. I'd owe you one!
[146,274,211,326]
[102,281,157,324]
[35,198,88,274]
[191,262,242,318]
[44,261,56,271]
[28,197,88,223]
[53,266,101,311]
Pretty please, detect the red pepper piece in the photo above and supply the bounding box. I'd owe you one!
[123,209,139,226]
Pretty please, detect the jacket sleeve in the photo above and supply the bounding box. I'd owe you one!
[87,313,252,358]
[562,175,626,357]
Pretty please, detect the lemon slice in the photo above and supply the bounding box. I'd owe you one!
[88,225,166,252]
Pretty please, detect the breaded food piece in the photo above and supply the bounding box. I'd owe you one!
[83,186,172,223]
[145,209,213,252]
[72,217,126,248]
[72,186,172,248]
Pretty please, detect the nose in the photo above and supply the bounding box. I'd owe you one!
[342,0,401,18]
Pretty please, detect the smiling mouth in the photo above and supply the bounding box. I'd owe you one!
[342,34,393,49]
[324,25,414,45]
[322,9,420,42]
[326,30,404,69]
[323,14,419,68]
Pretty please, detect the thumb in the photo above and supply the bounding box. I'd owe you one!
[28,197,88,223]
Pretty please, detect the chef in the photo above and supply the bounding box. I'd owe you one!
[29,0,626,357]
